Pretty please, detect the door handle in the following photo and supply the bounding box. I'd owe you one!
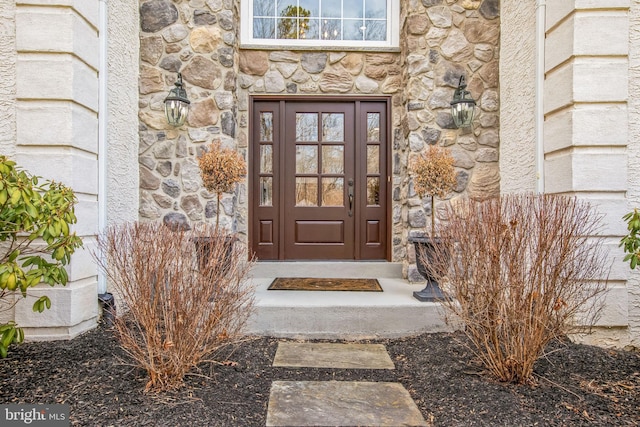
[348,179,354,217]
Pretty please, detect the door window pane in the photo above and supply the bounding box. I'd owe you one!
[322,177,344,206]
[367,113,380,141]
[322,145,344,174]
[367,177,380,206]
[296,145,318,174]
[296,177,318,206]
[260,112,273,141]
[260,145,273,174]
[322,113,344,142]
[260,177,273,206]
[367,145,379,174]
[296,113,318,141]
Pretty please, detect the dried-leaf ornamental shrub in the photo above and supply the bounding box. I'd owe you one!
[427,194,609,384]
[198,142,247,230]
[410,145,457,237]
[94,221,255,391]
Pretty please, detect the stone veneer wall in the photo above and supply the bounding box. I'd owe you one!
[138,0,500,279]
[401,0,499,280]
[139,0,243,232]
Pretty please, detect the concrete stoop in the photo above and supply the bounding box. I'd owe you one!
[246,262,453,339]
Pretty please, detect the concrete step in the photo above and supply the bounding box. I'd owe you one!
[246,277,452,340]
[249,261,403,279]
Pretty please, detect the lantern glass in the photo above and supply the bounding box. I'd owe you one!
[451,101,475,128]
[165,98,189,127]
[164,73,190,127]
[450,75,476,128]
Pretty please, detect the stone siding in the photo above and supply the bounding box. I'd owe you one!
[138,0,500,278]
[401,0,500,280]
[139,0,242,232]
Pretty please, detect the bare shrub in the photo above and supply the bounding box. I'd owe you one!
[94,221,255,391]
[427,194,610,384]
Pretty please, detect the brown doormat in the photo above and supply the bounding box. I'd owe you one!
[268,278,383,292]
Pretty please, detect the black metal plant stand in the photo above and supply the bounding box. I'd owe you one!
[411,237,445,302]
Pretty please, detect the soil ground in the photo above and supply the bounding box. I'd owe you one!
[1,324,639,426]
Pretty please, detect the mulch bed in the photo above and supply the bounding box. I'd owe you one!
[1,323,639,426]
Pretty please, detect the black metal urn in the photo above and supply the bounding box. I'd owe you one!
[411,236,445,302]
[192,234,236,275]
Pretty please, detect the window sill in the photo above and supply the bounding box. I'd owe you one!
[239,44,401,53]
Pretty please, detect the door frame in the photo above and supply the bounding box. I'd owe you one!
[248,95,392,261]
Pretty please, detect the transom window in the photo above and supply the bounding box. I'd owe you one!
[241,0,399,49]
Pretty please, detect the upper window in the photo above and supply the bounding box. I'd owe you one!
[241,0,399,49]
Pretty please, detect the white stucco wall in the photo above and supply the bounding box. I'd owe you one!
[627,0,640,348]
[0,0,16,157]
[8,0,102,339]
[106,0,139,225]
[499,1,537,193]
[544,0,634,348]
[500,1,638,347]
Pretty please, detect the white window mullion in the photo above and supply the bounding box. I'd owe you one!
[240,0,398,49]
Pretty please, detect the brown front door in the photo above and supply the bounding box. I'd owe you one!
[251,98,388,260]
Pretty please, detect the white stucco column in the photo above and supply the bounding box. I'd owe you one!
[627,0,640,348]
[12,1,102,339]
[544,1,632,347]
[106,0,140,225]
[499,2,537,193]
[0,0,16,157]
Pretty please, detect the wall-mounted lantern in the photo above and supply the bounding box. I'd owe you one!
[164,73,190,127]
[450,76,476,128]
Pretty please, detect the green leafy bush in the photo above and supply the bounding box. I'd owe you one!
[620,209,640,269]
[0,156,82,357]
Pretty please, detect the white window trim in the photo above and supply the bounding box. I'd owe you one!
[240,0,400,50]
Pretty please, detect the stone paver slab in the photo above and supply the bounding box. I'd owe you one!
[272,342,395,369]
[266,380,428,427]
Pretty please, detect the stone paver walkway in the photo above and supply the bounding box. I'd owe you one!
[272,342,395,369]
[266,342,428,427]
